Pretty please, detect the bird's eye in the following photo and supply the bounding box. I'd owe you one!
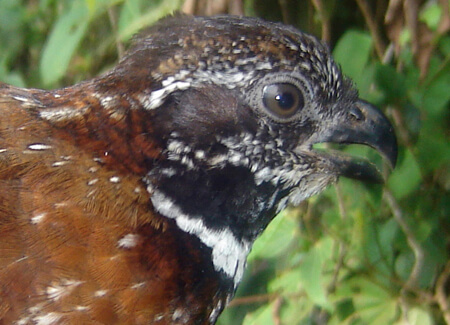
[262,83,304,118]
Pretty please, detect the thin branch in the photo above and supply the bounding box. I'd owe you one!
[228,293,278,307]
[384,189,424,289]
[327,184,348,294]
[228,0,244,15]
[182,0,196,14]
[272,296,283,325]
[229,291,307,307]
[382,42,395,64]
[328,241,347,294]
[278,0,290,24]
[310,0,331,42]
[435,260,450,325]
[107,6,125,59]
[334,183,348,221]
[438,0,450,34]
[354,0,386,60]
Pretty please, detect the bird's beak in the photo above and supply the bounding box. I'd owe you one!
[321,100,398,183]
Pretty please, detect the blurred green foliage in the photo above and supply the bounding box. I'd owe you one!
[0,0,448,324]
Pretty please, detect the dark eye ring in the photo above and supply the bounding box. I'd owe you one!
[262,83,304,118]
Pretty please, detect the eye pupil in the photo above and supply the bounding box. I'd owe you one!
[275,93,295,110]
[262,83,304,118]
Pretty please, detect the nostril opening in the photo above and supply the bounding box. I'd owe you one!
[350,106,365,121]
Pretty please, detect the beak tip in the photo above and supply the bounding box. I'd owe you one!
[379,124,398,171]
[359,100,398,173]
[388,148,398,170]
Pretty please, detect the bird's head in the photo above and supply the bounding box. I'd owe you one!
[38,14,397,290]
[111,14,397,180]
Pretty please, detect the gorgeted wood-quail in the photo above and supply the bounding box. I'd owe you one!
[0,14,396,324]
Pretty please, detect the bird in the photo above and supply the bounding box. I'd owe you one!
[0,14,397,325]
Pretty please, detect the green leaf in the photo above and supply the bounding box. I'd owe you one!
[360,217,393,277]
[416,120,449,173]
[249,210,297,260]
[375,64,408,102]
[297,237,333,309]
[0,57,25,87]
[419,3,442,30]
[118,0,145,32]
[405,307,433,325]
[268,238,333,310]
[345,278,398,324]
[394,251,414,281]
[118,0,183,41]
[378,218,399,265]
[0,0,25,57]
[268,268,302,294]
[39,2,91,86]
[422,64,450,117]
[333,30,373,91]
[388,148,422,199]
[280,297,315,324]
[242,302,274,325]
[439,36,450,55]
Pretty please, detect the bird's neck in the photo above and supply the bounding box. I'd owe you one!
[145,152,288,287]
[33,80,161,176]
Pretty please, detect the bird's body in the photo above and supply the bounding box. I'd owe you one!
[0,15,396,324]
